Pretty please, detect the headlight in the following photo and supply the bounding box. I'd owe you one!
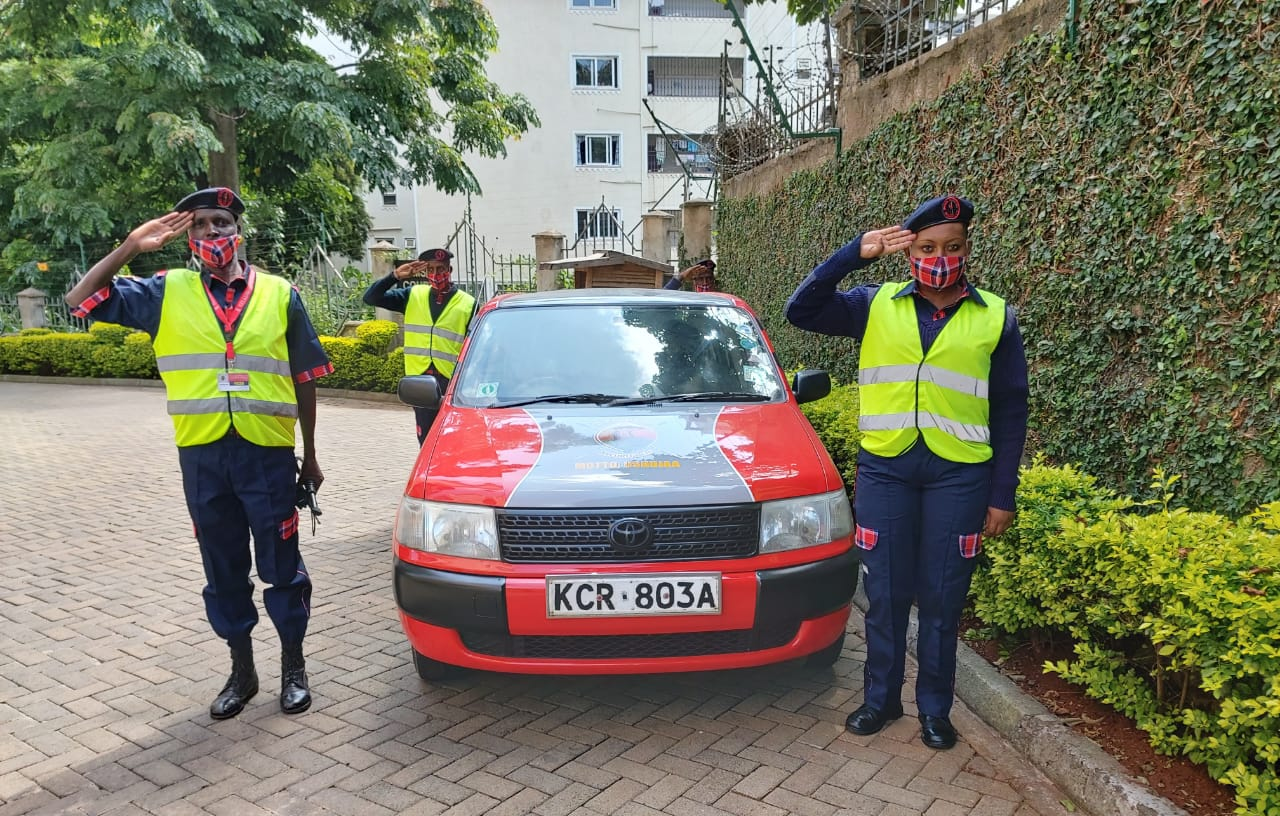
[759,489,853,553]
[394,497,499,560]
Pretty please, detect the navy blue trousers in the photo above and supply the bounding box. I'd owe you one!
[413,406,438,447]
[854,440,990,718]
[178,436,311,648]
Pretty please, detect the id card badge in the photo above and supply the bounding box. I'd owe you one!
[217,371,251,392]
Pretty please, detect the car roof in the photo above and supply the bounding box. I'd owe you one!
[487,288,749,311]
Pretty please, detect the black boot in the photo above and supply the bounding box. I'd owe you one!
[280,643,311,714]
[210,643,258,720]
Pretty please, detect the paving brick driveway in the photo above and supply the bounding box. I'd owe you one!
[1,382,1078,816]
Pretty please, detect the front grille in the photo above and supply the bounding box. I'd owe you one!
[497,506,759,563]
[460,622,798,659]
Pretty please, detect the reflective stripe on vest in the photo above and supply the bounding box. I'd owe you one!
[153,268,298,448]
[858,280,1005,463]
[404,287,475,377]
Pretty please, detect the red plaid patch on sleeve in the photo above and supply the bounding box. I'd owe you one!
[295,361,334,384]
[958,532,983,558]
[70,286,112,318]
[854,524,879,551]
[279,510,299,541]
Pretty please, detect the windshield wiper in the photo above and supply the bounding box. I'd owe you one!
[609,392,772,406]
[495,393,624,408]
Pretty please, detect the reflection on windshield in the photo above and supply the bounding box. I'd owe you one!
[452,304,785,407]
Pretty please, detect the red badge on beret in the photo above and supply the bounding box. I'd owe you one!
[941,195,962,221]
[216,188,235,209]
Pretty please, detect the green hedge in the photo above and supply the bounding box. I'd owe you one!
[718,0,1279,517]
[801,390,1280,815]
[0,319,406,392]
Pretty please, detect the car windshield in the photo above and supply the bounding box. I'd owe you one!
[452,303,786,408]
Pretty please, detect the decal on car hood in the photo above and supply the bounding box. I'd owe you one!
[506,409,752,507]
[415,403,832,508]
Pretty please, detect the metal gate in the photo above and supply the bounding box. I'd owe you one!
[444,201,538,303]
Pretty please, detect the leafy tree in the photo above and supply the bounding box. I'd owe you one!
[0,0,538,287]
[734,0,841,26]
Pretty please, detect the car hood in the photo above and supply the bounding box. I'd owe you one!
[408,403,838,508]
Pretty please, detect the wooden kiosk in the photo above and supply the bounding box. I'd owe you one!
[539,250,673,289]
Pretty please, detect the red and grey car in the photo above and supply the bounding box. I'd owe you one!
[393,288,857,678]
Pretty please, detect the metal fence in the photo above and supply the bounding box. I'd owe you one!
[840,0,1023,81]
[565,202,638,256]
[445,206,539,301]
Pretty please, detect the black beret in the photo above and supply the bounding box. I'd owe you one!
[903,194,973,233]
[418,248,453,263]
[174,187,245,217]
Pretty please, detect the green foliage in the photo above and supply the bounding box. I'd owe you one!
[317,334,402,394]
[0,319,406,390]
[0,0,538,274]
[800,383,1280,812]
[734,0,841,26]
[717,0,1279,516]
[969,458,1133,634]
[798,380,860,487]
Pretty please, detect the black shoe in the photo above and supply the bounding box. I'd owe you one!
[918,714,958,749]
[280,644,311,714]
[210,644,258,720]
[844,703,904,735]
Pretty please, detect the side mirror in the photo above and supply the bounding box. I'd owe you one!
[792,369,831,404]
[398,375,442,409]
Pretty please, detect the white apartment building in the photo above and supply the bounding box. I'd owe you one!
[362,0,831,265]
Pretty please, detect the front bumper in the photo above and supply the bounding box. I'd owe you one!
[394,548,859,674]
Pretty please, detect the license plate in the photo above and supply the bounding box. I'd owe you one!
[546,573,722,617]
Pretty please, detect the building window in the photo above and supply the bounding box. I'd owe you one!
[404,237,417,250]
[576,208,622,239]
[571,0,615,8]
[381,190,397,206]
[647,133,714,174]
[574,56,618,89]
[647,56,742,98]
[648,0,740,17]
[576,133,622,167]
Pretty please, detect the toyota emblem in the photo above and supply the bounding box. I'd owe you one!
[608,517,653,551]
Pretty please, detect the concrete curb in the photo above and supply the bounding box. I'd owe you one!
[0,374,402,404]
[852,587,1190,816]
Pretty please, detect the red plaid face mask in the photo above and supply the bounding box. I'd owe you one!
[189,234,241,269]
[909,255,966,289]
[426,271,451,292]
[693,276,714,293]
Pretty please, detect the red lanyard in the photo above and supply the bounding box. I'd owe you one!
[203,266,256,363]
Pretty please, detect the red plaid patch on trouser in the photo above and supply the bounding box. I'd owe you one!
[279,510,299,541]
[958,532,983,558]
[855,524,879,551]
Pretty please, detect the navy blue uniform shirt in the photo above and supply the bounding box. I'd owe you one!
[784,234,1029,511]
[73,265,333,383]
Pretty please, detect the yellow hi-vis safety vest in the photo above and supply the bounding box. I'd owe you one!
[858,280,1006,463]
[404,286,475,377]
[152,268,298,448]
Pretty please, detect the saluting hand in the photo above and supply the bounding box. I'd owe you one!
[676,262,705,281]
[126,211,194,255]
[859,226,915,260]
[395,260,428,280]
